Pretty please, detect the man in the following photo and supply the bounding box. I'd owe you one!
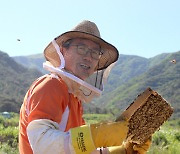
[19,20,151,154]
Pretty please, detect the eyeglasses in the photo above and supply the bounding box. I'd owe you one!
[70,44,102,60]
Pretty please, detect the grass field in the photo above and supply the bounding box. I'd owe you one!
[0,113,179,154]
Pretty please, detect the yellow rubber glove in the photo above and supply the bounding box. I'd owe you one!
[107,146,126,154]
[106,136,151,154]
[70,121,128,154]
[90,121,128,147]
[124,137,152,154]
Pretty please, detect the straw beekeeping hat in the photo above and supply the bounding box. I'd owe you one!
[44,20,119,70]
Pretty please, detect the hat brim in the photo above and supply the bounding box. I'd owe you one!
[44,31,119,70]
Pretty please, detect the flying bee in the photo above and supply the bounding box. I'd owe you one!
[170,59,176,64]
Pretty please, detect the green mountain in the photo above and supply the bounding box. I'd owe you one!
[13,51,179,118]
[4,50,180,119]
[13,53,47,74]
[13,53,170,92]
[96,51,180,119]
[0,51,42,112]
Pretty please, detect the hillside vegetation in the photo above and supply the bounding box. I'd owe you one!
[0,50,179,119]
[0,113,179,153]
[13,54,47,74]
[0,51,42,112]
[95,51,180,119]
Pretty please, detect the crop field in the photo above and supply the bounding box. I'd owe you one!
[0,113,179,154]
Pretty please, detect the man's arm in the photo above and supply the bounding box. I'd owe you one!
[27,119,75,154]
[27,119,129,154]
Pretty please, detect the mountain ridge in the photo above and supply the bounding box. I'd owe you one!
[0,50,179,119]
[0,51,42,112]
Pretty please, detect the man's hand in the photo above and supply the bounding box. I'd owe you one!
[124,136,152,154]
[103,136,152,154]
[70,121,129,154]
[90,121,128,147]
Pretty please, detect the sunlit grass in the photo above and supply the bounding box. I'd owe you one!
[83,113,113,124]
[0,113,179,153]
[148,119,180,154]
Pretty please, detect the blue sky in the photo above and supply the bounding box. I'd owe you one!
[0,0,179,58]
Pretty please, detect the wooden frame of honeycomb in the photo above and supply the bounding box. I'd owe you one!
[116,87,173,144]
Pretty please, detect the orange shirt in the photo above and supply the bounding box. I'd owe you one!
[19,74,85,154]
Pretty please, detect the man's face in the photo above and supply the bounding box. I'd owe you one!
[62,38,100,80]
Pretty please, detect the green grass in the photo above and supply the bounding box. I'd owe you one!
[148,119,180,154]
[83,113,113,124]
[0,113,179,154]
[0,113,19,154]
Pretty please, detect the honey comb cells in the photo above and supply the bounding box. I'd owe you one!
[116,88,173,145]
[127,90,173,144]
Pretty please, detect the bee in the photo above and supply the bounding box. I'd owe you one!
[170,59,176,64]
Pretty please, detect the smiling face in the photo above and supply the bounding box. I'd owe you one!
[62,38,100,80]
